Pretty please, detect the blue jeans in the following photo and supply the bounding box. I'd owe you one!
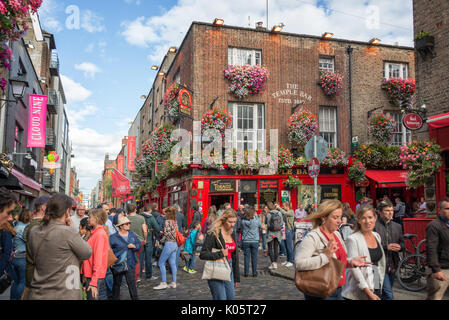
[381,272,396,300]
[280,239,287,255]
[207,260,234,300]
[10,257,25,300]
[304,286,343,300]
[158,241,178,283]
[285,229,294,263]
[175,244,183,270]
[242,241,258,276]
[260,231,267,251]
[105,268,113,298]
[84,278,108,300]
[143,235,154,279]
[186,253,197,270]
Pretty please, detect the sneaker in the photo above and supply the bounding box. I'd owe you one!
[153,283,168,290]
[137,278,142,283]
[152,261,158,266]
[147,276,158,281]
[169,282,177,289]
[188,269,197,274]
[183,266,189,273]
[268,264,278,270]
[281,261,288,266]
[285,262,294,268]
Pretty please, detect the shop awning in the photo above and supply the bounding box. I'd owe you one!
[12,169,41,192]
[0,172,24,190]
[427,112,449,129]
[365,170,408,188]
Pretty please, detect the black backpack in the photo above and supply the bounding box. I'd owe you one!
[269,211,282,232]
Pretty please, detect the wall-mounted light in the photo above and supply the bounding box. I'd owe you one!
[213,18,224,26]
[168,47,177,53]
[322,32,334,39]
[140,95,147,100]
[9,78,28,100]
[158,72,165,77]
[369,38,381,45]
[271,25,283,33]
[151,66,159,70]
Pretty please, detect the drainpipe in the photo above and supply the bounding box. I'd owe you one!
[346,46,353,155]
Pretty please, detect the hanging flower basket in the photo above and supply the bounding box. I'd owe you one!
[368,113,396,145]
[322,148,348,167]
[278,147,294,169]
[224,65,269,99]
[319,71,343,96]
[381,78,415,108]
[163,83,181,121]
[399,140,442,189]
[141,123,175,166]
[201,107,232,138]
[348,160,367,184]
[283,176,303,190]
[288,110,318,146]
[1,0,42,91]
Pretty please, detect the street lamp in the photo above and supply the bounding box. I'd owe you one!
[9,78,28,100]
[369,38,381,46]
[322,32,334,39]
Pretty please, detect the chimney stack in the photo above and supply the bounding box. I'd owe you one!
[256,21,266,30]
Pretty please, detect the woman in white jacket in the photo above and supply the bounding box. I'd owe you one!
[342,205,386,300]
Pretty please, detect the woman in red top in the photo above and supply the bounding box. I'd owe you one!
[295,200,372,300]
[200,209,240,300]
[81,208,109,300]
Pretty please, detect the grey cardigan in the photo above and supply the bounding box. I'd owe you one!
[28,220,92,300]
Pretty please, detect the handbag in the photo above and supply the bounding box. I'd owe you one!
[111,251,128,273]
[201,234,232,282]
[295,256,345,299]
[107,245,118,268]
[0,272,12,294]
[176,230,186,247]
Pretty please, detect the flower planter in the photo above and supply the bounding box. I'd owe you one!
[415,36,434,51]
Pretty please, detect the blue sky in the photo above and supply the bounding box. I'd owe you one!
[36,0,414,195]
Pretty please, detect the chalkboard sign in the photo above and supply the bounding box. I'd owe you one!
[241,180,257,193]
[260,180,279,193]
[320,185,341,201]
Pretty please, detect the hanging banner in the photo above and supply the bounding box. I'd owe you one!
[111,169,131,197]
[27,94,47,148]
[127,136,136,171]
[117,155,124,174]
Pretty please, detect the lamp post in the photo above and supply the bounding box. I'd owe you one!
[0,78,28,108]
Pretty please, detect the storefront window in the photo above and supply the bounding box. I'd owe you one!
[240,180,258,208]
[260,180,278,207]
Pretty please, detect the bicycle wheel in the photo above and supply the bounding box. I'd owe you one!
[396,254,427,292]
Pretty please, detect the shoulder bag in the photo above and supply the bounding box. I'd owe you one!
[107,245,118,268]
[295,236,345,298]
[201,233,232,282]
[176,230,186,247]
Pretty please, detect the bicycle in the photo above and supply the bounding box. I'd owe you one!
[396,233,428,292]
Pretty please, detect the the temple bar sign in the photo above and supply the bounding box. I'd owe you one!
[210,179,235,193]
[272,83,312,105]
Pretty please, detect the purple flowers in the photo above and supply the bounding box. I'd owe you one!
[320,72,343,96]
[224,65,269,99]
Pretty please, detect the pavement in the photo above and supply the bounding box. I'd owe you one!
[1,246,447,300]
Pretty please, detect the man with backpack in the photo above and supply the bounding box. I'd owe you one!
[266,202,284,270]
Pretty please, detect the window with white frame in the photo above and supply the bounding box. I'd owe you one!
[319,57,335,73]
[319,106,338,148]
[229,103,265,151]
[391,113,411,146]
[228,48,262,66]
[384,62,408,79]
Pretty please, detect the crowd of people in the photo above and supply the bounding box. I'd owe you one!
[0,185,448,301]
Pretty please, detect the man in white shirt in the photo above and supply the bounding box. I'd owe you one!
[71,204,87,231]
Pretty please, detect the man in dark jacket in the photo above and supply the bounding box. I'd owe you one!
[189,205,202,229]
[140,203,160,280]
[374,200,405,300]
[426,197,449,300]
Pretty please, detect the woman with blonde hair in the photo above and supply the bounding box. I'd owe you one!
[295,199,372,300]
[81,208,110,300]
[342,205,385,300]
[200,209,240,300]
[153,206,179,290]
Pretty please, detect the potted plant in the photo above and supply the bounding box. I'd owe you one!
[368,113,397,145]
[381,78,416,108]
[278,147,295,169]
[287,110,318,146]
[348,160,367,184]
[224,64,269,99]
[201,107,232,139]
[319,71,343,96]
[415,31,434,51]
[163,83,181,122]
[322,148,348,167]
[399,140,442,189]
[283,176,303,190]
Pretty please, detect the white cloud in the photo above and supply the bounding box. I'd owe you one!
[60,75,93,104]
[75,62,102,78]
[121,0,413,63]
[37,0,63,32]
[81,9,106,33]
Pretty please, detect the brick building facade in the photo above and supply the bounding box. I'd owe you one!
[413,0,449,213]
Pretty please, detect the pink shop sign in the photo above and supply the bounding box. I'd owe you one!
[27,95,47,148]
